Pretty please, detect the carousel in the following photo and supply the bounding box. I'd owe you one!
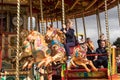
[0,0,120,80]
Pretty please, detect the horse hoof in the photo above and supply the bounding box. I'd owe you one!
[0,68,5,73]
[28,68,31,71]
[93,68,98,72]
[23,68,28,71]
[42,66,47,70]
[87,70,91,72]
[35,67,39,71]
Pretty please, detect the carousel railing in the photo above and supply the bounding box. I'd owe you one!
[0,69,29,80]
[63,47,118,79]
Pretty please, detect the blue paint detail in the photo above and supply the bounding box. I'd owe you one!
[51,40,64,47]
[75,51,79,57]
[84,72,88,77]
[46,49,51,54]
[51,40,56,45]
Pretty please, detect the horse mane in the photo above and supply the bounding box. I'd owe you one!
[55,29,66,44]
[28,30,48,46]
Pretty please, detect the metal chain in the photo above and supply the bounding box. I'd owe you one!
[104,0,111,77]
[16,0,20,80]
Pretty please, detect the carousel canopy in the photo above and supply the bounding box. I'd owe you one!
[0,0,119,19]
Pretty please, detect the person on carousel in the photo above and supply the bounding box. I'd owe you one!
[97,33,107,48]
[61,19,76,59]
[94,40,108,68]
[85,37,95,61]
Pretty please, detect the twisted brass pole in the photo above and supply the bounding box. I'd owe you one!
[104,0,111,78]
[62,0,65,25]
[16,0,20,80]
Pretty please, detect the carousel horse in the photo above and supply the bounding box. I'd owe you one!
[36,26,66,69]
[68,43,98,72]
[20,30,50,70]
[10,29,30,66]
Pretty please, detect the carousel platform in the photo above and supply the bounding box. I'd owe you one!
[63,68,120,80]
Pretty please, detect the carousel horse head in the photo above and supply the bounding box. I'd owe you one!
[85,38,95,51]
[72,44,86,59]
[21,32,49,68]
[22,30,48,61]
[68,44,98,72]
[44,26,66,64]
[26,30,41,42]
[45,26,66,44]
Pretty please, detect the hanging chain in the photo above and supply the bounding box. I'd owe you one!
[16,0,20,80]
[40,0,45,35]
[62,0,65,25]
[104,0,111,77]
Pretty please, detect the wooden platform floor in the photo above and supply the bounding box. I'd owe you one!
[68,73,120,80]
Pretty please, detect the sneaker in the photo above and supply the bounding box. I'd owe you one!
[68,56,71,59]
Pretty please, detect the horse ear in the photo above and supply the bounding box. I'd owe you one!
[56,29,63,34]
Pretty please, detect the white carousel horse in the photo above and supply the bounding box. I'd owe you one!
[36,26,66,69]
[21,30,50,70]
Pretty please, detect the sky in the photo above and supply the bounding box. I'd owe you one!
[31,6,120,48]
[54,6,120,48]
[75,6,120,47]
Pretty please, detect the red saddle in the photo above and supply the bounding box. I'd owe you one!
[69,45,81,54]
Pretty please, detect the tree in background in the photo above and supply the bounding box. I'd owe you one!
[113,37,120,48]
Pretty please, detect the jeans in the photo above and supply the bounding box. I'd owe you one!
[64,42,75,56]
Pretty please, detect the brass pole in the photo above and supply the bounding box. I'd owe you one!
[7,11,10,32]
[16,0,20,80]
[96,9,102,37]
[57,18,59,28]
[40,0,45,35]
[62,0,65,25]
[37,14,40,32]
[82,13,87,39]
[0,0,3,33]
[105,0,111,78]
[75,17,78,39]
[117,0,120,27]
[30,0,33,30]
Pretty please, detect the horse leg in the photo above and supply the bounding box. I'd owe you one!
[89,61,98,71]
[80,63,91,72]
[37,60,46,68]
[27,60,34,70]
[22,61,29,70]
[67,59,76,70]
[44,57,52,67]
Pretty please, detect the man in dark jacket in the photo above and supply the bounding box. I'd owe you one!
[94,40,108,68]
